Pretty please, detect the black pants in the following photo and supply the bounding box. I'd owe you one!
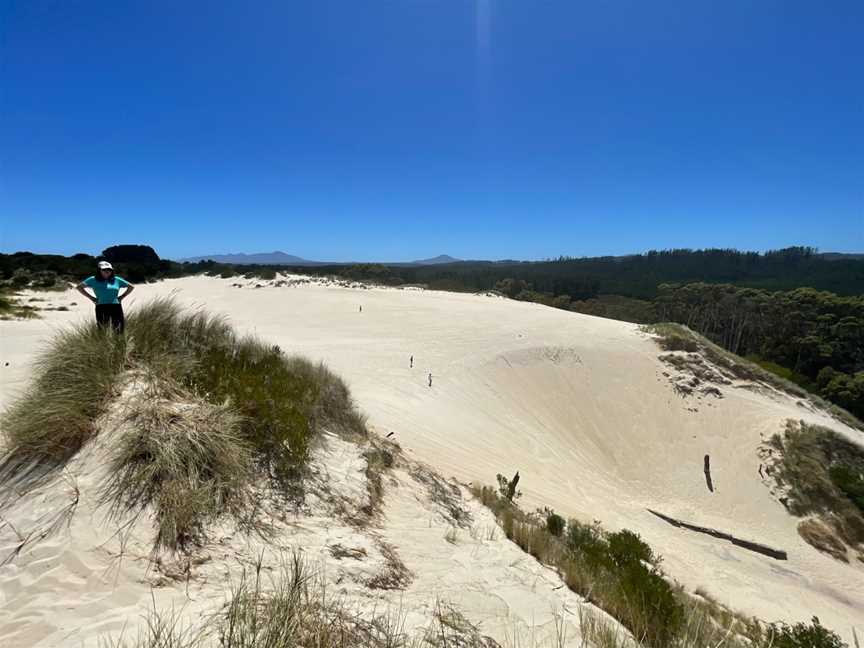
[96,303,125,333]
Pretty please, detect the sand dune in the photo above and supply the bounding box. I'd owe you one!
[1,275,862,643]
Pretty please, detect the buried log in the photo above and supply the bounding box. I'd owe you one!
[647,508,788,561]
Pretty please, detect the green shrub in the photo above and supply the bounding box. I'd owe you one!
[189,341,318,480]
[829,464,864,514]
[747,355,816,392]
[565,523,682,645]
[608,529,656,568]
[30,270,58,288]
[566,519,611,572]
[545,510,565,537]
[615,560,683,647]
[770,616,845,648]
[473,479,850,648]
[769,421,864,553]
[818,369,864,421]
[11,268,31,288]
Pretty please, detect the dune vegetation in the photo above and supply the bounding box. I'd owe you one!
[108,551,526,648]
[645,322,863,431]
[0,298,367,551]
[0,289,40,320]
[765,420,864,562]
[471,482,850,648]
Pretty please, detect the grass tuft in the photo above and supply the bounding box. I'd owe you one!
[0,323,127,488]
[99,380,254,552]
[108,552,494,647]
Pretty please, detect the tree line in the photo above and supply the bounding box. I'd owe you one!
[654,283,864,419]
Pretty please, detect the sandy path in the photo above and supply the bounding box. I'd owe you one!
[1,276,862,640]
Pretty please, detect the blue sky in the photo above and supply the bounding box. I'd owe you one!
[1,1,862,261]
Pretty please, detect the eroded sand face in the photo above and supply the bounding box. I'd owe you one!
[1,276,862,641]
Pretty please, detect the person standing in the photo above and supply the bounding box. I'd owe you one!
[76,261,134,332]
[428,372,433,387]
[410,355,414,368]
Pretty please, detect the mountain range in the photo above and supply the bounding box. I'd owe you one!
[177,252,462,266]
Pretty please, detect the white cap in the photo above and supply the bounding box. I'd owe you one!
[98,261,113,270]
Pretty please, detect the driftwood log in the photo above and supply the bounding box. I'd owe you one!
[647,508,787,560]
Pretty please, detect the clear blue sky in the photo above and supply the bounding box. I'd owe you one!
[1,1,862,261]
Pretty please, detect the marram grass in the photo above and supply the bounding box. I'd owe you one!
[1,298,367,551]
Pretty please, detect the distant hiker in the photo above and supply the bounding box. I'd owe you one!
[359,305,362,313]
[410,355,414,368]
[428,372,432,387]
[76,261,134,333]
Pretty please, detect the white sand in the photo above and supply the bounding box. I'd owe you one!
[1,276,862,644]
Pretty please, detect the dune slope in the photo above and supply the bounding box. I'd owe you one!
[1,275,862,640]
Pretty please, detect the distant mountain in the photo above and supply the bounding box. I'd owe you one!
[177,252,463,266]
[178,251,325,266]
[818,252,864,261]
[410,254,461,265]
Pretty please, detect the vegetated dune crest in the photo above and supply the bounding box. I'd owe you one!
[1,274,862,643]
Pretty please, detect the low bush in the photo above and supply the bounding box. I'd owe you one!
[768,420,864,557]
[473,485,681,647]
[829,464,864,514]
[747,355,816,392]
[189,340,317,480]
[545,509,565,537]
[565,522,682,647]
[770,616,846,648]
[472,481,849,648]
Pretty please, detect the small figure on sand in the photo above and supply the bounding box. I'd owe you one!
[428,372,433,387]
[410,355,414,368]
[359,305,362,313]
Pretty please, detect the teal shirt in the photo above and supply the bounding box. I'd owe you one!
[83,275,130,305]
